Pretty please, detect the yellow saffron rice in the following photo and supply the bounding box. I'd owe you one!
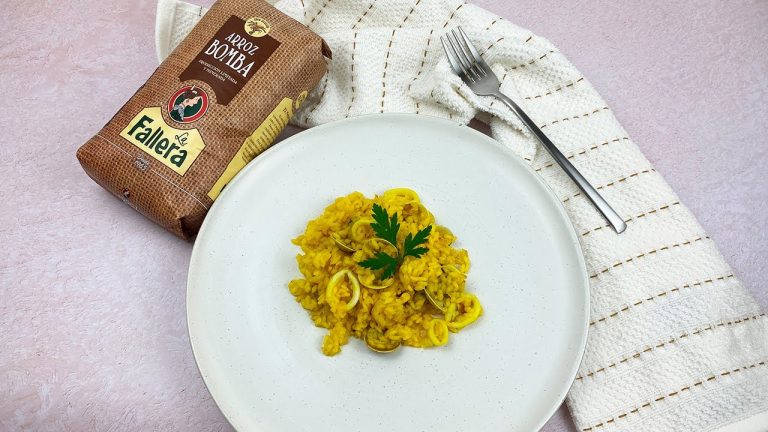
[288,189,483,356]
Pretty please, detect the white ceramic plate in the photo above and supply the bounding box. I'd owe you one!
[188,114,589,432]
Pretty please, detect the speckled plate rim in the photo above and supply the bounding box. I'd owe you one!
[187,113,590,432]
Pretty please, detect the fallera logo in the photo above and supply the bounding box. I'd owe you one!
[167,85,209,124]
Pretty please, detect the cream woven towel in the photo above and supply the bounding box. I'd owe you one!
[156,1,768,431]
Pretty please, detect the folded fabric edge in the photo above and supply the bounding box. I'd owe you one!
[156,0,207,62]
[155,0,177,63]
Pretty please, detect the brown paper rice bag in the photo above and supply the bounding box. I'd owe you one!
[77,0,330,239]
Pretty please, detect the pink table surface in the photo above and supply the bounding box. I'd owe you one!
[1,1,766,431]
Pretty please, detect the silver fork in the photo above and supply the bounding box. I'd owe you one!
[441,27,626,234]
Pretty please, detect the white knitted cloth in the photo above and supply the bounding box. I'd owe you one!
[157,1,768,431]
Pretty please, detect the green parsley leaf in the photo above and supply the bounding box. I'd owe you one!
[370,203,400,246]
[404,246,429,259]
[403,225,432,259]
[359,251,399,279]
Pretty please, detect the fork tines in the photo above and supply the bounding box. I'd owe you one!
[440,26,489,83]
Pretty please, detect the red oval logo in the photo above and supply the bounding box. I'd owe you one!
[167,85,209,124]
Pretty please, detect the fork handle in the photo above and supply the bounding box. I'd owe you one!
[494,91,627,234]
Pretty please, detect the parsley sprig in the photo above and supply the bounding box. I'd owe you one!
[370,203,400,246]
[359,204,432,280]
[358,252,399,280]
